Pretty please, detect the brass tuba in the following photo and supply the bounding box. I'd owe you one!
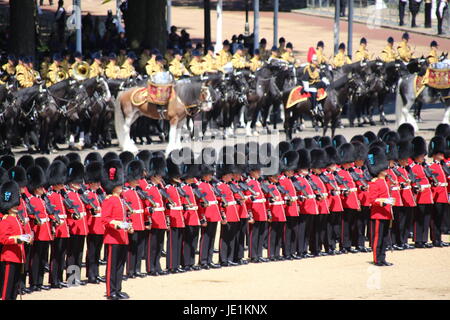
[72,61,90,81]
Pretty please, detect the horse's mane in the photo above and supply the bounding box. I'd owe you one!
[174,81,202,106]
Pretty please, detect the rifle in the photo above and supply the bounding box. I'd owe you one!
[16,209,26,226]
[135,186,157,208]
[120,199,135,232]
[42,195,61,225]
[21,194,42,225]
[77,189,100,212]
[60,190,81,220]
[319,173,340,193]
[392,167,409,182]
[229,182,254,221]
[259,182,275,220]
[349,169,369,189]
[159,188,177,208]
[289,176,309,198]
[405,167,422,193]
[333,171,350,189]
[440,160,450,176]
[228,182,247,204]
[423,164,439,185]
[96,189,106,203]
[275,183,295,203]
[306,176,326,199]
[386,173,397,185]
[177,186,195,208]
[192,186,210,208]
[210,185,228,222]
[238,181,258,197]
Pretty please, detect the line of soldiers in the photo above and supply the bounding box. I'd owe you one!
[1,123,450,300]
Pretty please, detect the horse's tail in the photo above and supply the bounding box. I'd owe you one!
[114,91,125,149]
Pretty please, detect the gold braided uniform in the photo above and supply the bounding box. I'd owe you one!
[148,62,165,77]
[69,60,86,78]
[332,52,352,68]
[397,40,414,62]
[16,65,36,88]
[217,49,232,69]
[427,48,439,64]
[259,47,270,61]
[380,45,398,62]
[61,59,70,73]
[169,58,189,80]
[316,48,328,64]
[189,58,207,76]
[1,63,15,84]
[119,60,137,79]
[40,61,50,80]
[303,64,320,85]
[89,61,104,78]
[105,61,121,79]
[203,54,218,73]
[231,52,249,69]
[249,56,263,72]
[281,51,296,64]
[354,45,370,62]
[182,52,192,68]
[139,53,151,72]
[145,57,157,76]
[46,62,68,87]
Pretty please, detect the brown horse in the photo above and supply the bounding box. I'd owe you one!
[114,79,212,154]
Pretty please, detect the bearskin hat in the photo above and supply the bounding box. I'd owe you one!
[136,150,152,171]
[297,149,311,169]
[0,155,15,170]
[17,155,35,170]
[397,123,415,141]
[446,137,450,159]
[166,152,183,179]
[310,149,328,169]
[54,155,69,166]
[101,160,124,194]
[280,151,299,172]
[66,152,81,164]
[363,131,378,145]
[276,141,292,157]
[325,146,340,166]
[370,140,387,150]
[366,146,389,178]
[350,135,365,145]
[148,156,166,177]
[291,137,305,151]
[84,152,103,165]
[103,151,120,164]
[66,161,84,184]
[85,161,103,184]
[35,157,50,172]
[120,151,135,168]
[352,141,368,161]
[377,127,391,140]
[397,140,413,160]
[304,137,320,150]
[319,136,332,148]
[8,166,27,188]
[0,168,8,186]
[382,131,400,144]
[27,166,46,193]
[47,160,67,186]
[338,143,355,164]
[385,142,399,161]
[428,136,446,157]
[332,135,347,149]
[0,181,20,213]
[411,136,427,158]
[126,160,145,182]
[435,123,450,138]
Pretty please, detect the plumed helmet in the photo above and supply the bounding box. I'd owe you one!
[101,160,124,194]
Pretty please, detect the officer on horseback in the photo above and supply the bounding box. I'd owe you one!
[354,38,371,62]
[427,40,439,64]
[332,43,352,68]
[302,53,323,117]
[105,53,121,79]
[380,37,398,63]
[397,32,414,63]
[316,41,328,65]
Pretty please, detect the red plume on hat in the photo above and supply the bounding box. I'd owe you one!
[307,47,316,63]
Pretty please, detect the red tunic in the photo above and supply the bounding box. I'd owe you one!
[293,175,318,215]
[309,174,330,214]
[244,178,268,221]
[83,187,104,235]
[230,181,249,219]
[65,190,89,236]
[102,195,129,245]
[395,166,416,207]
[17,198,32,235]
[0,215,26,263]
[367,178,393,220]
[263,182,286,222]
[164,184,185,228]
[216,182,240,222]
[322,171,344,212]
[28,196,53,241]
[143,184,167,230]
[121,187,146,231]
[429,161,448,204]
[180,183,200,226]
[335,169,360,210]
[386,168,403,207]
[278,175,299,217]
[195,181,222,223]
[352,167,371,207]
[409,162,434,205]
[138,178,149,191]
[46,189,70,238]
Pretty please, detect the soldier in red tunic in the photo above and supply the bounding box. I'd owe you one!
[101,159,132,300]
[367,146,394,266]
[427,136,450,247]
[26,166,53,292]
[0,181,31,300]
[46,160,71,289]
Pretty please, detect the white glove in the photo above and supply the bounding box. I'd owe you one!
[119,222,130,230]
[19,234,32,244]
[302,81,310,91]
[321,77,330,85]
[384,197,396,205]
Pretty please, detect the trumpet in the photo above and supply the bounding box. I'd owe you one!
[56,69,69,82]
[71,61,90,81]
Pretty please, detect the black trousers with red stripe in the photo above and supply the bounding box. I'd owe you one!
[50,237,68,285]
[146,228,165,273]
[392,206,408,246]
[219,222,239,263]
[318,214,332,252]
[234,218,248,262]
[166,227,183,270]
[30,240,49,286]
[249,221,266,259]
[414,204,432,244]
[199,222,218,265]
[182,225,199,267]
[353,207,368,248]
[20,243,31,290]
[443,204,450,234]
[127,230,146,276]
[105,244,127,297]
[283,216,299,257]
[0,262,22,300]
[298,215,313,255]
[86,234,103,281]
[340,209,356,250]
[328,212,341,250]
[308,215,321,255]
[431,202,447,244]
[370,219,390,264]
[66,235,85,278]
[268,221,284,258]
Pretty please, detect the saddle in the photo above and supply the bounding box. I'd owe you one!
[286,86,327,109]
[130,72,175,106]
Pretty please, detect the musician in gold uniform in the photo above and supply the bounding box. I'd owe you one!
[139,48,151,73]
[231,44,250,70]
[268,46,280,63]
[89,52,104,78]
[46,53,69,87]
[354,38,370,62]
[280,42,296,64]
[16,57,36,88]
[379,37,398,63]
[427,40,439,65]
[397,32,414,63]
[189,50,207,76]
[169,49,190,80]
[332,43,352,68]
[145,49,162,77]
[278,37,286,55]
[40,53,51,81]
[14,56,27,78]
[27,57,41,84]
[203,46,218,73]
[69,52,85,78]
[316,41,328,65]
[217,40,232,70]
[61,52,71,74]
[119,52,137,79]
[249,49,264,72]
[105,53,121,79]
[182,43,193,68]
[148,55,165,77]
[259,38,270,61]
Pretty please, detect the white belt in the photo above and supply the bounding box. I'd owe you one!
[153,207,165,212]
[253,198,266,203]
[131,209,144,214]
[24,217,30,223]
[402,186,411,190]
[348,188,358,192]
[169,206,183,210]
[271,200,285,205]
[40,218,49,223]
[333,191,341,195]
[92,214,101,218]
[420,184,431,189]
[208,200,218,205]
[391,187,400,191]
[187,206,198,211]
[438,182,448,187]
[226,201,237,206]
[320,193,329,197]
[58,214,67,219]
[285,196,298,201]
[79,212,87,218]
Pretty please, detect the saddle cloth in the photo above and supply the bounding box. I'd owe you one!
[286,86,327,109]
[425,67,450,89]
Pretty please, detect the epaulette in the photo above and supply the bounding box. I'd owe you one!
[105,195,112,199]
